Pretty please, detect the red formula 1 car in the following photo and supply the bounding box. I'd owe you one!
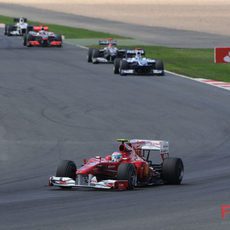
[23,25,62,47]
[49,139,184,190]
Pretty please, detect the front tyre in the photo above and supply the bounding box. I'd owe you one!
[155,59,164,76]
[92,49,100,64]
[87,48,94,62]
[113,58,121,74]
[4,25,8,35]
[162,158,184,184]
[56,160,77,180]
[119,60,129,76]
[117,163,136,190]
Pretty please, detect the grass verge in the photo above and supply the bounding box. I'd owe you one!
[142,46,230,82]
[0,15,229,82]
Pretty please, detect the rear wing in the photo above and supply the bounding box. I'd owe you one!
[130,139,169,154]
[126,49,145,57]
[99,39,117,46]
[33,26,49,32]
[14,17,27,23]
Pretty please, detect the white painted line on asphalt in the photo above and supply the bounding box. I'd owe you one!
[76,44,88,49]
[166,70,230,92]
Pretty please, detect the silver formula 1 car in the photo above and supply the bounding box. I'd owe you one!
[87,39,126,64]
[4,17,29,36]
[113,49,164,76]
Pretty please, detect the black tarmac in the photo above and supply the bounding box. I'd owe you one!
[0,31,230,230]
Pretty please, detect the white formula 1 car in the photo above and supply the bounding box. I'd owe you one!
[113,49,164,76]
[4,17,29,36]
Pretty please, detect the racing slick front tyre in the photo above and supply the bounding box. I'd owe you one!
[162,158,184,185]
[23,35,27,46]
[4,25,8,35]
[117,163,137,190]
[87,48,94,62]
[7,25,13,36]
[119,60,129,76]
[155,59,165,76]
[92,49,100,64]
[56,160,77,181]
[113,58,121,74]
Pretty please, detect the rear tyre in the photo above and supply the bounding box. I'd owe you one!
[162,158,184,184]
[155,59,164,76]
[113,58,121,74]
[119,60,129,76]
[87,48,94,62]
[117,163,136,190]
[56,160,77,181]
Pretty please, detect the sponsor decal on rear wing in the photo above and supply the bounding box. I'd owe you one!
[126,49,145,55]
[130,139,169,154]
[33,26,49,32]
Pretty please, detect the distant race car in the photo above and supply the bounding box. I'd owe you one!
[113,49,164,76]
[4,17,29,36]
[87,39,126,64]
[49,139,184,190]
[23,26,63,47]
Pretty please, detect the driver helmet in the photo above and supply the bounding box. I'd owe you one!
[111,152,122,162]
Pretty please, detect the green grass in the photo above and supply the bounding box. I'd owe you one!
[143,46,230,82]
[1,15,230,82]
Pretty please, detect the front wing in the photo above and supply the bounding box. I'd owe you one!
[121,68,163,75]
[49,176,129,190]
[92,57,110,64]
[28,40,62,47]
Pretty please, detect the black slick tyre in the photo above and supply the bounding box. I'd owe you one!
[92,49,99,64]
[7,25,13,36]
[56,160,77,180]
[23,35,27,46]
[162,158,184,185]
[113,58,121,74]
[87,48,94,62]
[155,59,164,76]
[119,60,129,76]
[117,163,136,190]
[4,25,8,35]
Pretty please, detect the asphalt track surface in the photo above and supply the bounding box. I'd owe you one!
[0,30,230,230]
[1,3,230,48]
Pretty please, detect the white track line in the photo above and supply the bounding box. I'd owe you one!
[166,70,230,91]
